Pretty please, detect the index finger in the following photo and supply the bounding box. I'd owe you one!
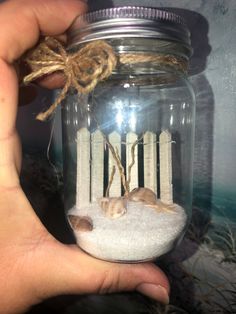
[0,0,87,137]
[0,0,87,186]
[0,0,87,63]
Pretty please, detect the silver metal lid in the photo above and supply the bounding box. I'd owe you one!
[68,6,192,56]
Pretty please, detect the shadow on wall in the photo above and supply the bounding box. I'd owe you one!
[155,14,215,311]
[163,8,214,218]
[165,8,212,75]
[158,12,214,309]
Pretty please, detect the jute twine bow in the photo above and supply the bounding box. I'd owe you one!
[23,37,187,121]
[23,37,116,121]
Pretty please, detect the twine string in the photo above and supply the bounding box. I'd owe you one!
[23,37,187,121]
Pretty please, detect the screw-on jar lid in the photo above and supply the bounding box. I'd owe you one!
[68,6,192,56]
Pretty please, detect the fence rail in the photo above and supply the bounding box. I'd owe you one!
[76,128,173,207]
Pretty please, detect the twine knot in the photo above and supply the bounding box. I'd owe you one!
[23,37,117,121]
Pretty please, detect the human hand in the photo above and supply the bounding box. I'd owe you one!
[0,1,170,313]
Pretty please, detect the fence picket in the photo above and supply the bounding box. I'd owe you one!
[91,130,104,202]
[76,128,91,207]
[126,132,138,191]
[144,131,157,194]
[159,130,173,204]
[76,128,173,206]
[108,132,122,197]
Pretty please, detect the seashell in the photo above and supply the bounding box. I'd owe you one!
[128,187,157,205]
[128,187,175,213]
[68,215,93,232]
[98,197,127,219]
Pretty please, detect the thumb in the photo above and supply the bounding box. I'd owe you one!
[32,241,170,305]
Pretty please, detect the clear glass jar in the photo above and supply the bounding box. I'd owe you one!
[62,7,195,262]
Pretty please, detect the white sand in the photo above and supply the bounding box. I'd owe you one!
[68,201,187,262]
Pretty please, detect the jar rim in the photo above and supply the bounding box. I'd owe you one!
[67,6,192,57]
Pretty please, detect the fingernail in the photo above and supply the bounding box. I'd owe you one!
[136,284,169,305]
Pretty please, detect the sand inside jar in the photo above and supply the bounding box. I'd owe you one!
[68,201,187,262]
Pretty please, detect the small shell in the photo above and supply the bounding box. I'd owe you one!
[145,200,174,212]
[68,215,93,232]
[99,197,127,219]
[128,187,157,205]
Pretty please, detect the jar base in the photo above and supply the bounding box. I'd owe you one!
[68,201,187,262]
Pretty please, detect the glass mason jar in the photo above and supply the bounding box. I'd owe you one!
[62,7,195,262]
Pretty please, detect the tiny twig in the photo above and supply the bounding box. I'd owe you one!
[92,115,128,194]
[127,134,143,187]
[106,165,116,197]
[115,146,129,194]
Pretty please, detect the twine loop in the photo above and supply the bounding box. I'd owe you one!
[23,37,187,121]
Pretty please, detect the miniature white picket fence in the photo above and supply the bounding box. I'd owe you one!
[76,128,173,207]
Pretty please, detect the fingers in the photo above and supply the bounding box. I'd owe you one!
[0,0,87,63]
[32,242,170,305]
[37,72,66,89]
[0,0,87,184]
[18,74,66,107]
[0,0,87,135]
[0,60,21,187]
